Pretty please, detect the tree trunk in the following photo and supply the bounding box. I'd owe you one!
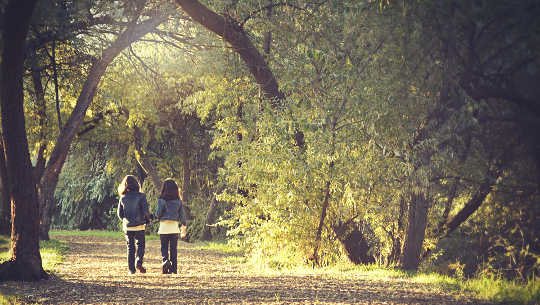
[181,140,192,203]
[37,178,58,241]
[200,197,217,241]
[133,126,161,190]
[0,0,48,282]
[388,196,406,265]
[173,0,283,102]
[30,61,48,181]
[312,180,331,265]
[38,13,168,239]
[0,140,11,235]
[442,177,496,237]
[399,191,429,271]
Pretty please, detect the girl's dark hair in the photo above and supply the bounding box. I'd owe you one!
[118,175,140,196]
[159,178,182,201]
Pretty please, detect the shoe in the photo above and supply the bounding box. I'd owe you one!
[136,265,146,273]
[162,261,171,274]
[128,270,136,275]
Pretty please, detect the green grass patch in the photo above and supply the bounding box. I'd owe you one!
[51,230,124,238]
[0,235,68,272]
[463,275,540,305]
[51,230,160,240]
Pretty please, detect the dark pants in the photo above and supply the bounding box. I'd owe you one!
[125,230,145,273]
[160,234,178,274]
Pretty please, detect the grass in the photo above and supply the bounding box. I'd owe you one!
[51,229,160,240]
[463,275,540,305]
[0,235,68,271]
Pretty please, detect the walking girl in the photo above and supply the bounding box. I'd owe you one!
[117,175,153,274]
[155,178,187,274]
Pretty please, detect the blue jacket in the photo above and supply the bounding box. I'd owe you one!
[155,198,187,226]
[117,191,152,227]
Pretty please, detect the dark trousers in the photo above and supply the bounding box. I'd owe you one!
[125,230,145,273]
[160,234,178,273]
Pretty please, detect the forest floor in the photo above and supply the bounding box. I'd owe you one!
[0,234,488,305]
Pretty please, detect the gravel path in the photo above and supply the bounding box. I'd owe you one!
[0,235,486,304]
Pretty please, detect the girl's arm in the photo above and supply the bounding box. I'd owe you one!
[155,199,165,219]
[178,200,187,226]
[140,194,153,222]
[117,199,124,220]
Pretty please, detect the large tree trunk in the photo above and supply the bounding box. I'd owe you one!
[0,140,11,235]
[38,13,168,240]
[0,0,47,282]
[399,192,429,271]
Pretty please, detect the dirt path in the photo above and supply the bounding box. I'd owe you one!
[0,235,485,304]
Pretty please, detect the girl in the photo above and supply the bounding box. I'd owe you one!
[155,178,187,274]
[117,175,153,274]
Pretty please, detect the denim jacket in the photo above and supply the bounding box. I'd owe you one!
[155,199,187,226]
[117,191,151,227]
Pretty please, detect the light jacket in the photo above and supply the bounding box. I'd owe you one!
[117,191,151,227]
[155,198,187,226]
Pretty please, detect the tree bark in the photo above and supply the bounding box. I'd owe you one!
[181,147,191,203]
[0,140,11,235]
[388,196,406,265]
[133,126,162,191]
[442,177,497,237]
[399,191,429,271]
[30,61,48,181]
[38,12,169,240]
[200,196,217,241]
[51,39,63,129]
[312,180,331,265]
[0,0,48,281]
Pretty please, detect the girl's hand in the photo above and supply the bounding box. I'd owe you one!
[180,225,187,238]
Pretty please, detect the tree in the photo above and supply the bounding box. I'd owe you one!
[33,0,171,239]
[0,0,47,281]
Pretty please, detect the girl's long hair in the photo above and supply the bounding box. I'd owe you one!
[118,175,140,196]
[159,178,182,201]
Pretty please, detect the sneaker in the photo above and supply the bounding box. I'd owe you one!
[136,265,146,273]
